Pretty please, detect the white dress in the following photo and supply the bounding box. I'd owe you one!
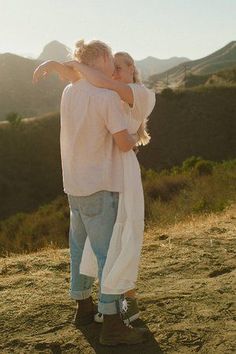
[80,84,156,294]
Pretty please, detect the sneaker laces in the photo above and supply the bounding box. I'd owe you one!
[121,298,133,327]
[122,298,129,313]
[121,298,133,312]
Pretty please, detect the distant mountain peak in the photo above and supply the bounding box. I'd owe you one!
[135,56,190,79]
[47,40,63,45]
[38,41,72,62]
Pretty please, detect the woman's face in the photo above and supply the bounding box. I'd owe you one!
[113,56,134,83]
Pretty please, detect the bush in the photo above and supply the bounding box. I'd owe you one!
[182,156,203,171]
[6,112,22,126]
[161,87,174,98]
[143,174,188,202]
[0,159,236,255]
[194,160,214,176]
[170,166,183,175]
[0,195,69,256]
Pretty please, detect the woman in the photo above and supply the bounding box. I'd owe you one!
[33,44,155,324]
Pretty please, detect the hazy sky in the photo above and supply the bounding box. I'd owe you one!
[0,0,235,60]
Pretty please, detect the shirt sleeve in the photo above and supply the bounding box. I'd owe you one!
[103,91,128,134]
[128,83,156,122]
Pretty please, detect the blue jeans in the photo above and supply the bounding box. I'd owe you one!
[67,190,121,314]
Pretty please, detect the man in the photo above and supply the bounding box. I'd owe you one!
[59,40,147,346]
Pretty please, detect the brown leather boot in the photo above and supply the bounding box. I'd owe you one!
[99,313,148,346]
[73,296,95,326]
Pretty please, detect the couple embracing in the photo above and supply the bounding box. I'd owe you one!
[33,39,155,346]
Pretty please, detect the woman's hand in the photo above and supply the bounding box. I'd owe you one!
[32,60,56,84]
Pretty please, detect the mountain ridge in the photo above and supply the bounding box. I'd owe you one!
[149,41,236,87]
[0,52,65,120]
[0,41,235,120]
[135,55,190,79]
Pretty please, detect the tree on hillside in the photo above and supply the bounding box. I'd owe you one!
[6,112,22,126]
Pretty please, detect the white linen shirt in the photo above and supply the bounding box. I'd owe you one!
[60,79,128,196]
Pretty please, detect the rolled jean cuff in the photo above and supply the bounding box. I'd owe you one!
[98,300,120,315]
[70,288,92,300]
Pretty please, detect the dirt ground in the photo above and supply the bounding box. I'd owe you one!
[0,204,235,353]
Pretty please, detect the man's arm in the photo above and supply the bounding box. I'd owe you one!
[32,60,80,84]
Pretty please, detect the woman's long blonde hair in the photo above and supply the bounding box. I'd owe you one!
[115,52,151,146]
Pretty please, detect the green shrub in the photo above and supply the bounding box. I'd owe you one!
[143,174,188,202]
[170,166,183,175]
[0,159,236,255]
[0,195,69,256]
[194,160,214,176]
[6,112,22,126]
[161,87,174,98]
[182,156,203,171]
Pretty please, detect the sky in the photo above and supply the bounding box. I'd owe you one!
[0,0,235,61]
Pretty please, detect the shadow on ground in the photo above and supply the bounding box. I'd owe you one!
[78,319,163,354]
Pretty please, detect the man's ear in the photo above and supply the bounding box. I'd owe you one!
[103,53,108,63]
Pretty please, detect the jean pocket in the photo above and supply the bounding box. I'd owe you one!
[79,191,104,217]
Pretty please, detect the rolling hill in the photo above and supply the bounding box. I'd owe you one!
[183,65,236,88]
[149,41,236,88]
[0,53,66,121]
[135,56,190,80]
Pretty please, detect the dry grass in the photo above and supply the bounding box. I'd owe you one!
[0,204,235,353]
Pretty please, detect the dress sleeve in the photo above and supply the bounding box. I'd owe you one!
[128,83,156,122]
[103,91,128,134]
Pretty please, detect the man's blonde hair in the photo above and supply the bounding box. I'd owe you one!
[74,39,112,65]
[115,52,151,146]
